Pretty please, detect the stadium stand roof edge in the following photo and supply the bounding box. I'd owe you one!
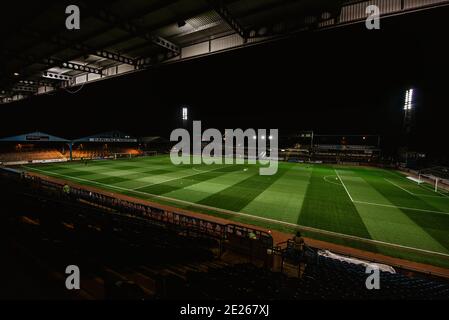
[0,130,139,143]
[73,130,136,142]
[1,0,448,104]
[0,131,70,142]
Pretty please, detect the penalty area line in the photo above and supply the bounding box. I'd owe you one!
[384,179,415,196]
[353,200,449,216]
[385,178,449,199]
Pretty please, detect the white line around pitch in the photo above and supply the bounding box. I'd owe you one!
[335,169,354,202]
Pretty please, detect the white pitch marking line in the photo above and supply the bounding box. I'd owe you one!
[419,183,449,198]
[354,200,449,216]
[22,166,449,259]
[384,178,415,196]
[24,166,302,228]
[335,169,354,202]
[132,165,229,191]
[384,169,449,199]
[332,172,449,213]
[323,175,342,186]
[385,177,448,199]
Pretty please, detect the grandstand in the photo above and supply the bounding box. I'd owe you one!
[278,133,381,164]
[0,148,65,163]
[0,131,143,165]
[1,0,449,306]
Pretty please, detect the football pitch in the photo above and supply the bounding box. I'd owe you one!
[23,155,449,268]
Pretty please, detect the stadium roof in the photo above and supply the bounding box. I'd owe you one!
[73,130,137,142]
[1,0,448,104]
[140,136,171,144]
[0,131,69,142]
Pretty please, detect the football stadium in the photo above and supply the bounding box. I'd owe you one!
[1,0,449,307]
[21,154,449,268]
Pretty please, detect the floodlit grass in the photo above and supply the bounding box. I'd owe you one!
[24,155,449,268]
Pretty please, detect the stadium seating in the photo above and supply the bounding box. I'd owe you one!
[0,149,65,163]
[0,147,143,163]
[166,258,449,300]
[70,147,142,160]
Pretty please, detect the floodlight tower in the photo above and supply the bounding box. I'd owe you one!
[180,105,193,136]
[403,88,415,135]
[181,105,188,129]
[400,88,417,165]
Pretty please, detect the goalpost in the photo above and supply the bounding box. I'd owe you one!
[143,150,158,157]
[111,151,157,160]
[113,153,131,159]
[417,166,449,194]
[417,174,439,193]
[113,153,141,160]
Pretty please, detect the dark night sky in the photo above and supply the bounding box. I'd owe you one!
[1,6,448,156]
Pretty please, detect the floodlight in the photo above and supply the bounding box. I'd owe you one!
[182,107,188,120]
[404,88,414,110]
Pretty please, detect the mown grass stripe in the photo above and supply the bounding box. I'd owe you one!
[363,172,449,252]
[136,165,241,195]
[298,166,372,241]
[198,166,289,212]
[334,167,447,254]
[239,165,311,224]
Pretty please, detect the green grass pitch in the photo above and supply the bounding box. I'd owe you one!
[23,155,449,268]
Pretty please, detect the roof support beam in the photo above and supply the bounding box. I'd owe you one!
[42,71,73,81]
[43,58,102,75]
[135,52,177,69]
[93,50,136,65]
[86,5,181,55]
[98,4,230,55]
[0,0,174,78]
[19,80,54,87]
[12,86,37,93]
[1,33,136,69]
[45,35,137,65]
[206,0,247,40]
[148,35,181,55]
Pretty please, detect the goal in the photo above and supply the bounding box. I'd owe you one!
[143,150,158,157]
[417,166,449,194]
[113,153,140,160]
